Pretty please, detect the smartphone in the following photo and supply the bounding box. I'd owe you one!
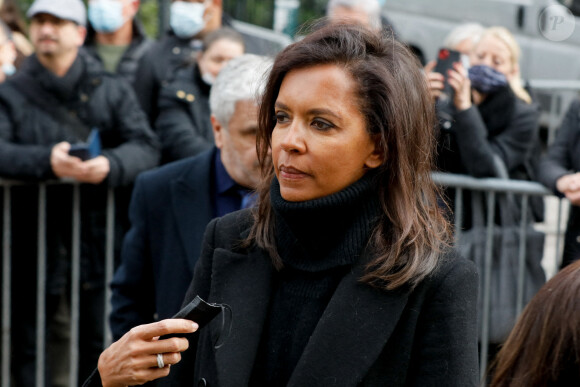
[160,296,224,340]
[434,48,462,130]
[434,48,462,101]
[68,129,101,161]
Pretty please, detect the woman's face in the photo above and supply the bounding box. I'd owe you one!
[471,35,516,80]
[197,38,244,81]
[271,64,382,202]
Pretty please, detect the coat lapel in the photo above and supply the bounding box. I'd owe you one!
[170,153,214,273]
[209,245,274,387]
[288,263,411,386]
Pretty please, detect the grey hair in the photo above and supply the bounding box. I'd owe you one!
[326,0,382,30]
[443,23,485,50]
[209,54,273,127]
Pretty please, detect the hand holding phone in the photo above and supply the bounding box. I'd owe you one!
[160,296,224,340]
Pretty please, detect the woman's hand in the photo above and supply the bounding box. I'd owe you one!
[98,319,198,387]
[423,60,445,102]
[557,172,580,205]
[446,62,472,112]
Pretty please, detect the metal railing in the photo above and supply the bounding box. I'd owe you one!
[1,180,116,387]
[432,172,566,382]
[0,75,576,382]
[0,173,570,386]
[528,79,580,145]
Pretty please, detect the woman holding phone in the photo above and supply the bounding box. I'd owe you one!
[89,23,479,387]
[427,26,541,226]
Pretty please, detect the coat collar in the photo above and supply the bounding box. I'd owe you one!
[171,150,215,272]
[208,243,411,387]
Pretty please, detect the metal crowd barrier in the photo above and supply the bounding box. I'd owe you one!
[0,179,115,387]
[527,79,580,145]
[432,172,566,381]
[0,174,569,386]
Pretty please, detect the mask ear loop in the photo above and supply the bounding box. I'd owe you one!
[213,304,232,349]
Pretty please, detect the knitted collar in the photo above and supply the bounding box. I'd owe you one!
[270,171,380,272]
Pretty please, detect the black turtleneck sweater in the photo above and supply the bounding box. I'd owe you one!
[249,172,380,386]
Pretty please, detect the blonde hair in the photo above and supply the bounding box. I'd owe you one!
[480,26,532,104]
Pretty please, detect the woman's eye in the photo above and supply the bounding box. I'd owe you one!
[275,112,289,124]
[311,119,334,131]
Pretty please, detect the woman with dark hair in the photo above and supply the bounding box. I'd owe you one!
[490,260,580,386]
[91,23,478,386]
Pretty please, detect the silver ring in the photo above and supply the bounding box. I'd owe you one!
[157,353,165,368]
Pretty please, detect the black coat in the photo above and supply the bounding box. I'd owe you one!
[538,98,580,266]
[436,88,542,226]
[159,210,480,387]
[0,51,159,186]
[83,19,154,85]
[2,50,160,383]
[437,88,540,178]
[110,149,216,340]
[155,64,213,164]
[0,51,160,286]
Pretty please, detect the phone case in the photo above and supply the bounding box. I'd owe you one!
[68,129,101,161]
[434,48,462,130]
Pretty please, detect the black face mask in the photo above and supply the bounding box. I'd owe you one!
[468,65,509,94]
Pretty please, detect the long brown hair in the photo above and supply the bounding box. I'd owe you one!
[490,260,580,386]
[248,22,451,290]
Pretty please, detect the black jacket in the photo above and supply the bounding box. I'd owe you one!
[83,19,153,85]
[167,210,479,387]
[0,51,159,186]
[110,149,216,340]
[436,88,542,226]
[85,209,479,387]
[155,64,213,164]
[437,87,540,178]
[538,98,580,266]
[133,15,290,124]
[0,50,160,287]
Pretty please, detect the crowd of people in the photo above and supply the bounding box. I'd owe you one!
[1,0,580,385]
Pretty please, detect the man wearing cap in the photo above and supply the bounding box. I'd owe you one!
[83,0,153,84]
[133,0,291,124]
[0,0,159,385]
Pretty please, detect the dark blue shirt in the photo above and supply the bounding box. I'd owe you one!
[213,148,254,218]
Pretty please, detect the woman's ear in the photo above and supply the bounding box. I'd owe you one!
[364,141,385,169]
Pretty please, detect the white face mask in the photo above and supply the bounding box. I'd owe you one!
[201,71,215,85]
[2,62,15,76]
[170,1,208,39]
[88,0,126,33]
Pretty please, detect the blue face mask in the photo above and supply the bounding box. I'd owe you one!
[2,63,15,77]
[468,65,509,95]
[170,1,207,39]
[88,0,125,33]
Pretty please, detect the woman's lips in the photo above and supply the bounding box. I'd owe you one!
[278,165,309,180]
